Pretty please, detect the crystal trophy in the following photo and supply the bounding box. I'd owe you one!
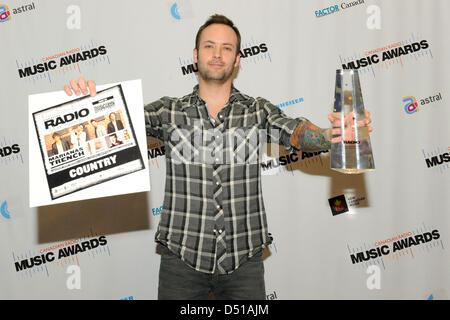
[330,69,375,174]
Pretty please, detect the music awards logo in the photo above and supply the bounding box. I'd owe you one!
[0,4,11,22]
[423,145,450,174]
[339,34,432,79]
[0,138,23,166]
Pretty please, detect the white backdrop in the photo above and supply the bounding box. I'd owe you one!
[0,0,449,300]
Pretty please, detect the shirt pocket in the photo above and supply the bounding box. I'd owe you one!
[164,123,200,163]
[222,125,263,165]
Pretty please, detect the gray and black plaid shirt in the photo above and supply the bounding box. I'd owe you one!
[144,85,308,274]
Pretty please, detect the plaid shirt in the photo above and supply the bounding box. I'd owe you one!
[144,85,308,274]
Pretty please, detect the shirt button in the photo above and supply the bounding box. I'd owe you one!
[218,229,222,234]
[213,229,217,234]
[216,181,220,186]
[216,205,221,209]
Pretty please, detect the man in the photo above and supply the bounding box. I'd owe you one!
[67,126,78,148]
[75,124,87,147]
[63,14,372,300]
[107,112,124,134]
[69,124,87,148]
[108,133,122,148]
[91,119,107,138]
[51,132,70,156]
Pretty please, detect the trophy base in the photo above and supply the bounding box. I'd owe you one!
[331,168,375,174]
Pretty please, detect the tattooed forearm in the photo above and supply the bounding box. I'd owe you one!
[290,121,331,152]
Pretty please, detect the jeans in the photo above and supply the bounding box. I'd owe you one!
[157,246,266,300]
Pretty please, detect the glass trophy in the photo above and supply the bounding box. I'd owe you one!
[330,69,375,174]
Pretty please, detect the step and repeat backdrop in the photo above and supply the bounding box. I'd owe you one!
[0,0,449,299]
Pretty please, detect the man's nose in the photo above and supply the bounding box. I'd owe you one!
[213,46,222,58]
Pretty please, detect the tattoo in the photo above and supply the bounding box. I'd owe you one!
[290,121,331,152]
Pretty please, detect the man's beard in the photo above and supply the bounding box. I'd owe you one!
[197,58,236,83]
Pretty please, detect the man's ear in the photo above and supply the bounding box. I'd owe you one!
[234,52,241,68]
[193,48,198,64]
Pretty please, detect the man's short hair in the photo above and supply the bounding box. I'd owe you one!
[195,14,241,55]
[52,132,60,139]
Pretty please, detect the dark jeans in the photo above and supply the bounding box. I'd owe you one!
[158,247,266,300]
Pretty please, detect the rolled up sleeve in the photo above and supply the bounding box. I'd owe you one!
[260,98,309,154]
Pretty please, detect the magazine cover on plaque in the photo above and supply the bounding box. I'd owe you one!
[28,79,150,207]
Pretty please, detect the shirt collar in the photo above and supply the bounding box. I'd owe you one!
[188,84,248,107]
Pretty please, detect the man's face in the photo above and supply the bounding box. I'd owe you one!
[54,135,60,143]
[194,23,240,84]
[91,121,98,128]
[111,135,117,144]
[110,113,116,121]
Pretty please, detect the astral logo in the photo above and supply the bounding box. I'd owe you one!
[66,265,81,290]
[403,96,419,114]
[1,200,11,219]
[266,291,278,300]
[0,4,11,22]
[171,3,180,20]
[366,265,381,290]
[403,92,443,115]
[0,2,36,23]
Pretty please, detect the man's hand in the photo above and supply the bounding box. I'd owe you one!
[327,110,373,143]
[63,78,97,97]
